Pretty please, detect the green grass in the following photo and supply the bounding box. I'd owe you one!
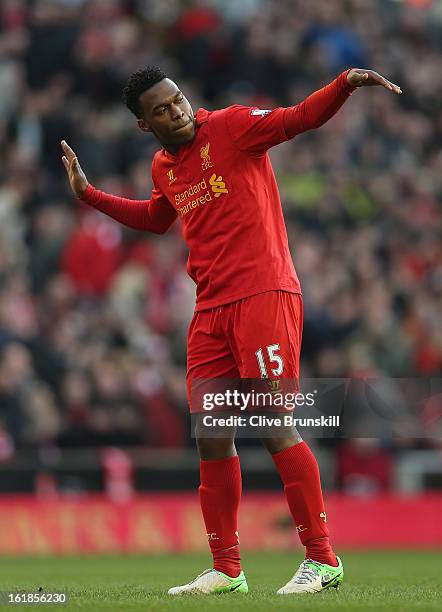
[0,551,441,611]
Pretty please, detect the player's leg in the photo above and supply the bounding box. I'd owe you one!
[168,308,247,595]
[263,427,345,593]
[196,434,236,460]
[265,434,343,593]
[261,432,338,570]
[230,291,342,593]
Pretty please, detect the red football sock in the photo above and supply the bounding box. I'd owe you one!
[272,441,337,566]
[199,455,242,577]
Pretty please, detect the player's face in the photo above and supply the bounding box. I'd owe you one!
[137,79,195,147]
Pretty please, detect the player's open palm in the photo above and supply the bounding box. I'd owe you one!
[347,69,402,94]
[61,140,89,197]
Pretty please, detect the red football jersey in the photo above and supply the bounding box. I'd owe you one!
[81,71,354,310]
[152,105,301,310]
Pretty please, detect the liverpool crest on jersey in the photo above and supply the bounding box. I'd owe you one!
[200,142,214,171]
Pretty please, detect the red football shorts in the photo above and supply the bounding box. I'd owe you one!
[187,290,303,412]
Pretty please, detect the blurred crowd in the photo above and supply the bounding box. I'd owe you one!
[0,0,441,467]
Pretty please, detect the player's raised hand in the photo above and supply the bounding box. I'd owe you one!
[347,69,402,94]
[60,140,89,197]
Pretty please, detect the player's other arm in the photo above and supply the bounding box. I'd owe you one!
[224,69,401,156]
[284,68,402,138]
[60,140,177,235]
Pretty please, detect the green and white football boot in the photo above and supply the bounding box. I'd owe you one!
[168,568,248,595]
[277,556,344,594]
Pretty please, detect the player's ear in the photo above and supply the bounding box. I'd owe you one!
[137,118,152,133]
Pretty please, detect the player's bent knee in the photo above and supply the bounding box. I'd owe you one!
[261,430,302,455]
[196,436,236,460]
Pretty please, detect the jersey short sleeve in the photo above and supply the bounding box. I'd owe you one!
[224,105,289,157]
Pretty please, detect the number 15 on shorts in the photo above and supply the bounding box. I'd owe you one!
[255,343,283,378]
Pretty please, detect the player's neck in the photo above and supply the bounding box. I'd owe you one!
[161,131,196,156]
[163,143,182,155]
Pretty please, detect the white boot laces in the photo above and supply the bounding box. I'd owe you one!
[293,560,320,585]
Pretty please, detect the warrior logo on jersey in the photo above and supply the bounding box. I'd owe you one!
[200,142,214,171]
[167,169,176,184]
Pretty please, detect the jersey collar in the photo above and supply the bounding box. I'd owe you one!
[195,107,209,125]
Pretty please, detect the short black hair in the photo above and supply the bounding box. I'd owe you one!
[122,66,167,118]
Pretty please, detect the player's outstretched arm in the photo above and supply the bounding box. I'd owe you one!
[284,69,402,139]
[60,140,177,235]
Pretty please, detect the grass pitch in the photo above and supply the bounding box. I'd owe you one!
[0,551,440,611]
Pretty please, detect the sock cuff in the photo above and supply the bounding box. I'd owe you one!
[272,441,318,484]
[200,455,241,487]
